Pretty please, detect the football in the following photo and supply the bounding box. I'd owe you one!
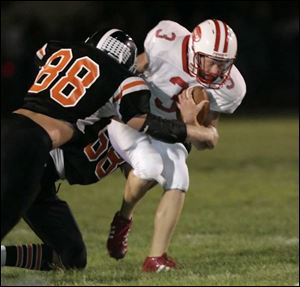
[190,86,210,126]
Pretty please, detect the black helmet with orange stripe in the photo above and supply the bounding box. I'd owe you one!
[85,29,137,73]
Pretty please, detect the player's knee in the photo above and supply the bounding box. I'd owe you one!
[60,241,87,270]
[165,163,189,192]
[166,176,189,192]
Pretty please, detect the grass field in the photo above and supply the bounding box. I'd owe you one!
[1,115,299,286]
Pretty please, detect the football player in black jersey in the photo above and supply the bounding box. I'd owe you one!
[1,28,214,270]
[1,123,128,270]
[1,28,142,241]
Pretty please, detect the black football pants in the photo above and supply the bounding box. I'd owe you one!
[1,113,52,240]
[23,159,87,269]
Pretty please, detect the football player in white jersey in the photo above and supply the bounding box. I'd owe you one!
[107,19,246,272]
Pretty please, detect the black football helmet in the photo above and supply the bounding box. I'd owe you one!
[85,29,137,73]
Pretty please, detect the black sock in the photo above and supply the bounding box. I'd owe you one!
[5,244,54,271]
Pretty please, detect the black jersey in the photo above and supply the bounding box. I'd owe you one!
[23,41,149,123]
[61,128,124,185]
[49,127,124,185]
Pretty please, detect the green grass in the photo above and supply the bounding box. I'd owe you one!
[1,115,299,286]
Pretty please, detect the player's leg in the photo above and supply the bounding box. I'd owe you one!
[107,120,163,259]
[1,198,86,271]
[148,190,185,257]
[108,140,188,269]
[143,141,189,271]
[107,119,165,186]
[119,169,157,220]
[1,159,87,271]
[107,169,157,259]
[1,243,55,271]
[24,196,87,270]
[1,113,52,240]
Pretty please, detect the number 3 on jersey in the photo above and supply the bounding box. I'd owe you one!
[29,49,100,107]
[155,29,176,41]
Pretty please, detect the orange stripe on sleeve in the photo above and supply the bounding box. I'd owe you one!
[113,80,146,102]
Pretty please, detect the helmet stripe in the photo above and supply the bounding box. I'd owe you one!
[222,22,229,53]
[181,35,190,75]
[213,19,221,52]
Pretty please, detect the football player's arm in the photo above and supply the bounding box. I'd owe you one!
[176,91,219,150]
[120,91,217,146]
[187,111,220,150]
[136,52,149,73]
[120,91,186,143]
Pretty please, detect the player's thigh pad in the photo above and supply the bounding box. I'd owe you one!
[107,120,165,186]
[152,140,189,192]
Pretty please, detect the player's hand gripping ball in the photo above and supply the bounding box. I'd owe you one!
[177,86,210,126]
[190,86,210,125]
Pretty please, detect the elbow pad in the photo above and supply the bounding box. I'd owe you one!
[140,114,187,144]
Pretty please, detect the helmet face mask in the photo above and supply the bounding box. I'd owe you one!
[188,19,237,89]
[191,52,234,88]
[85,29,137,73]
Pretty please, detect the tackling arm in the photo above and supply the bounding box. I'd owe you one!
[120,90,186,144]
[136,53,149,73]
[126,111,219,147]
[120,88,218,146]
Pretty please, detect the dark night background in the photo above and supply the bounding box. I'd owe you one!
[1,1,299,115]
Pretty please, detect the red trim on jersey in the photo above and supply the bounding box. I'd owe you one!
[113,80,146,102]
[223,22,229,53]
[181,35,190,75]
[213,20,221,52]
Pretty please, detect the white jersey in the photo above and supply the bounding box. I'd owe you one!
[143,20,246,120]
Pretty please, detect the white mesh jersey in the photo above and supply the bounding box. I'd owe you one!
[143,20,246,120]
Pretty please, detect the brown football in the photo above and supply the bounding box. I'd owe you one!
[191,86,210,126]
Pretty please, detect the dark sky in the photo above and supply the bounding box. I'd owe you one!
[1,1,299,114]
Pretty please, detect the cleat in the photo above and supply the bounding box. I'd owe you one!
[162,252,176,268]
[142,253,177,272]
[107,211,132,260]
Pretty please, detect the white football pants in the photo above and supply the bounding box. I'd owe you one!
[107,119,189,191]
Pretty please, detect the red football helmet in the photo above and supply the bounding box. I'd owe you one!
[188,19,237,89]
